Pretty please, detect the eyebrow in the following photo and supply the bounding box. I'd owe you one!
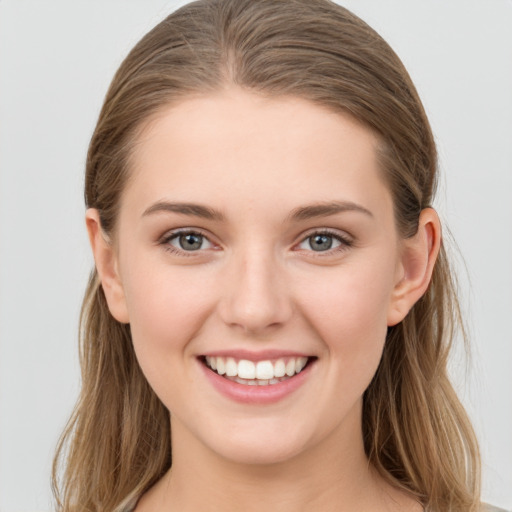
[288,201,374,221]
[142,200,373,222]
[142,201,225,221]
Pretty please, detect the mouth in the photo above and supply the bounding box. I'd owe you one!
[201,355,315,386]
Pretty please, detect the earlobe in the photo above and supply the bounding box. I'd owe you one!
[387,208,441,326]
[85,209,130,324]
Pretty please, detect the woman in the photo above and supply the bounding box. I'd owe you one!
[52,1,501,510]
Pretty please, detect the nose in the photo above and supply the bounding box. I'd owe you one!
[218,249,293,335]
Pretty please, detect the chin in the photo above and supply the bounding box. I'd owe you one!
[201,419,316,467]
[216,439,306,467]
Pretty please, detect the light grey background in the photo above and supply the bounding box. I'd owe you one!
[0,1,511,510]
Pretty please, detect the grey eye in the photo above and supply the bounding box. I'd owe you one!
[309,234,333,251]
[170,232,212,251]
[298,233,342,252]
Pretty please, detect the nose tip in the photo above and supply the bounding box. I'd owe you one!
[218,254,293,335]
[229,295,286,334]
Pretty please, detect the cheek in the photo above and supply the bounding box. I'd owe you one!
[298,260,394,369]
[120,256,217,376]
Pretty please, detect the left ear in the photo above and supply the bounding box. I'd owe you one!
[387,208,441,326]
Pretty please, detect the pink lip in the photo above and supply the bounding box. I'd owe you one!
[199,357,315,405]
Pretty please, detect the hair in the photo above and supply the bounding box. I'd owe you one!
[52,1,481,511]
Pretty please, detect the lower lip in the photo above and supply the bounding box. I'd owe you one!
[199,359,314,404]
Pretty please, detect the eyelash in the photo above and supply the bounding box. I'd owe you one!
[296,229,353,257]
[159,228,215,257]
[158,228,353,257]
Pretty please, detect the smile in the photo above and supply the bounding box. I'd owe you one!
[203,356,310,386]
[199,353,316,404]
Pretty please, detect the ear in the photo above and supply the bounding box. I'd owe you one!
[387,208,441,326]
[85,208,130,324]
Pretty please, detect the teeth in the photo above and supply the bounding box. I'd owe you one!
[256,361,274,380]
[274,359,286,377]
[296,357,307,372]
[225,357,237,377]
[205,355,309,384]
[285,359,296,376]
[216,357,226,375]
[238,360,256,379]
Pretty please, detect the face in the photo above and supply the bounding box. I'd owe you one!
[99,89,410,466]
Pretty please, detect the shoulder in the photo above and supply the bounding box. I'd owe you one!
[481,504,511,512]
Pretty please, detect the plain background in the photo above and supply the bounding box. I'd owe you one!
[0,1,511,510]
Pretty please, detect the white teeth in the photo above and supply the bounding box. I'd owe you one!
[285,359,296,376]
[296,356,308,372]
[274,359,286,377]
[256,361,274,380]
[238,359,256,379]
[225,357,237,377]
[205,355,311,384]
[216,357,226,375]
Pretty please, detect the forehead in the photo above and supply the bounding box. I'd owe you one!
[123,89,392,219]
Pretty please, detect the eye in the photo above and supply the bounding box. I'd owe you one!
[165,231,214,252]
[297,231,352,253]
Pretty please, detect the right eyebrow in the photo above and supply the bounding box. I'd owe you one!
[142,201,225,221]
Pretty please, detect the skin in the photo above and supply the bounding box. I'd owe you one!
[87,88,440,511]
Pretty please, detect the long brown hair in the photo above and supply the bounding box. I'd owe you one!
[53,1,481,510]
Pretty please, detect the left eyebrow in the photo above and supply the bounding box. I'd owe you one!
[288,201,374,222]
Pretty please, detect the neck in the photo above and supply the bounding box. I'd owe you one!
[173,426,369,511]
[137,406,419,512]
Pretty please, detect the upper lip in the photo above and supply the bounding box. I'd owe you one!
[199,349,314,362]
